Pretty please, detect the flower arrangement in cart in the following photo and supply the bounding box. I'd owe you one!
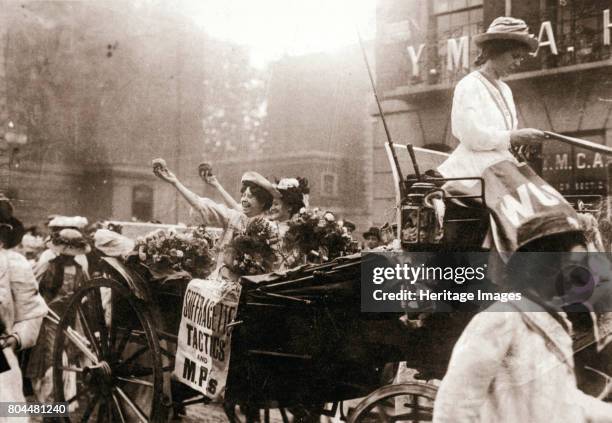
[284,208,357,264]
[134,225,216,281]
[225,217,279,276]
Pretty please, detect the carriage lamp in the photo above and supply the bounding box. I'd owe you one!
[401,182,445,247]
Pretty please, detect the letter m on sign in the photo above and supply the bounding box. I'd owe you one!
[183,357,197,382]
[447,36,469,71]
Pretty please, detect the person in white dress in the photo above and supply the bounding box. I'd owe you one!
[0,206,47,422]
[438,17,547,180]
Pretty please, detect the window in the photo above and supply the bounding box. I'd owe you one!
[321,172,338,197]
[547,0,609,66]
[433,0,484,81]
[132,185,153,221]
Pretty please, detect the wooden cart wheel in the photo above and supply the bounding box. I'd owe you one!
[52,278,165,422]
[347,383,438,423]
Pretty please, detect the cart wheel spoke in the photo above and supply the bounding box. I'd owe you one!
[108,289,117,354]
[116,376,154,387]
[118,363,157,378]
[112,392,127,423]
[114,327,133,358]
[115,387,149,423]
[121,345,149,366]
[62,327,99,364]
[76,304,103,359]
[89,288,111,359]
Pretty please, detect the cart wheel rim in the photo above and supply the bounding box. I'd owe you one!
[52,277,165,422]
[347,382,438,423]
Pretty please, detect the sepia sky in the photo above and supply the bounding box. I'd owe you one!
[183,0,377,68]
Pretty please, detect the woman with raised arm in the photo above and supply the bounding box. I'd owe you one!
[438,17,546,180]
[152,159,280,280]
[198,162,241,211]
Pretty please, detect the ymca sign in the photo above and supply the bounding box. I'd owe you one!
[407,9,612,76]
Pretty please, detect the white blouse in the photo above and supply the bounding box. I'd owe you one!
[194,197,248,280]
[438,71,518,179]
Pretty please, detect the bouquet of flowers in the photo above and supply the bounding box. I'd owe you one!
[227,217,278,276]
[284,208,357,263]
[135,225,215,282]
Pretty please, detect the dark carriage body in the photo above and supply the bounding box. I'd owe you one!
[226,255,403,406]
[224,254,476,406]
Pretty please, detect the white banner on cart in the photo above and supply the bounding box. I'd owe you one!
[174,278,241,400]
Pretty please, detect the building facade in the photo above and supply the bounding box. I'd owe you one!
[0,1,267,228]
[0,1,374,233]
[212,47,373,232]
[371,0,612,225]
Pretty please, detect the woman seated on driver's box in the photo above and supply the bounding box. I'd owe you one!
[438,17,547,182]
[433,211,612,423]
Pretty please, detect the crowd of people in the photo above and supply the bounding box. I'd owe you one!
[2,13,612,423]
[0,158,377,418]
[0,209,100,419]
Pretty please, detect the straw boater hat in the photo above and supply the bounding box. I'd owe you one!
[48,216,89,230]
[474,17,538,51]
[241,171,281,199]
[47,228,91,256]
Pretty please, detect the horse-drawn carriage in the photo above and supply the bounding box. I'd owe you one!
[50,135,612,422]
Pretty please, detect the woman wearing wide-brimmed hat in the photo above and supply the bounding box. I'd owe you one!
[27,228,91,403]
[153,158,280,280]
[438,16,547,179]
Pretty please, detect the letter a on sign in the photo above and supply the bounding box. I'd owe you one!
[536,21,558,55]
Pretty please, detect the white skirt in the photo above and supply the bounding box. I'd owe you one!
[438,145,517,185]
[0,348,29,422]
